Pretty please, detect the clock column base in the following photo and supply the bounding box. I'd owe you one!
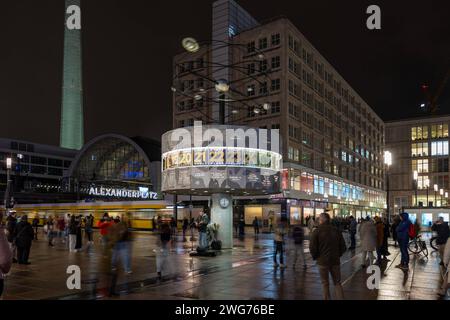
[210,193,233,249]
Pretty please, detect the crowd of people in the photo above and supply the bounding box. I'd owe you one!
[1,209,450,299]
[271,212,450,300]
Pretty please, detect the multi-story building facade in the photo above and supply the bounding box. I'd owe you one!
[172,0,386,223]
[386,115,450,217]
[0,138,77,195]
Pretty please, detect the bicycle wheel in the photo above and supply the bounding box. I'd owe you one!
[408,240,420,254]
[421,241,428,258]
[430,237,439,251]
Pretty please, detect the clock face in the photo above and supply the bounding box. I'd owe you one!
[219,197,230,208]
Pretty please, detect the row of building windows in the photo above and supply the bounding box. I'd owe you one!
[287,33,383,134]
[412,158,449,173]
[411,124,449,141]
[287,168,385,206]
[411,141,449,157]
[247,33,281,54]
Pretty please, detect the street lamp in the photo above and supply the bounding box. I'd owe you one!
[434,184,438,207]
[425,178,430,207]
[384,151,392,221]
[413,170,418,207]
[4,157,12,211]
[440,188,444,207]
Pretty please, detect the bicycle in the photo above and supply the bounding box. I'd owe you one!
[408,234,428,258]
[430,236,439,251]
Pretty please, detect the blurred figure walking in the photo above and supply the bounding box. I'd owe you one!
[0,212,13,298]
[273,220,287,268]
[15,215,34,265]
[291,224,306,269]
[253,217,260,238]
[156,223,172,279]
[360,217,376,268]
[32,216,39,240]
[6,212,18,263]
[374,216,384,265]
[396,212,412,270]
[309,212,346,300]
[68,215,78,252]
[348,216,357,250]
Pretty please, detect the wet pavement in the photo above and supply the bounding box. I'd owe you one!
[2,228,448,300]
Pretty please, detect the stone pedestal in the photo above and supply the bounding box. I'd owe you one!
[210,193,233,249]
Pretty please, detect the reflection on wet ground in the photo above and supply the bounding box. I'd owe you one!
[2,228,448,300]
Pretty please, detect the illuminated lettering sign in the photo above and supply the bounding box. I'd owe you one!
[87,186,158,199]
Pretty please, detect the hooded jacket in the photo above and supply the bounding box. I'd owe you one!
[396,212,411,242]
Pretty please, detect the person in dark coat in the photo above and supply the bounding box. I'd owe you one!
[6,212,18,263]
[432,217,450,265]
[309,212,346,300]
[391,216,400,247]
[75,216,82,251]
[348,216,357,250]
[14,215,34,265]
[396,212,411,270]
[381,217,391,259]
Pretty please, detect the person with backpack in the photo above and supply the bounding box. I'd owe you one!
[156,223,172,280]
[291,224,307,269]
[0,212,13,298]
[396,212,412,270]
[14,215,34,265]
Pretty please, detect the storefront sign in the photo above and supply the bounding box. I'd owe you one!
[87,186,158,200]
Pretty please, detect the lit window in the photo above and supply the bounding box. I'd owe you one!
[431,141,449,156]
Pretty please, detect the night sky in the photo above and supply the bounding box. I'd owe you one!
[0,0,449,147]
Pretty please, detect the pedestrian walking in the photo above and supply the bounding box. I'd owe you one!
[14,215,34,265]
[309,212,346,300]
[75,216,83,251]
[68,215,78,252]
[156,223,172,279]
[253,217,260,237]
[359,217,376,268]
[374,216,384,265]
[438,236,450,297]
[381,217,391,259]
[273,220,287,268]
[291,225,307,269]
[32,216,39,240]
[182,218,189,242]
[391,216,400,247]
[432,217,450,265]
[189,218,197,241]
[0,212,13,298]
[396,212,412,270]
[6,212,18,263]
[348,216,357,250]
[84,214,94,245]
[170,217,177,240]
